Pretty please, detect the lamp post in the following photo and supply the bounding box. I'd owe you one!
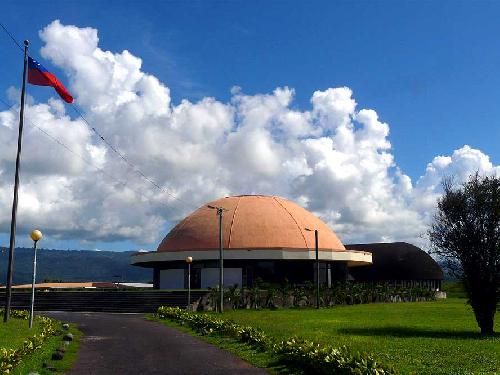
[305,228,320,309]
[207,205,226,313]
[186,256,193,308]
[29,229,42,328]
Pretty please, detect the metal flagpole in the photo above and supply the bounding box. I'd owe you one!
[4,40,29,323]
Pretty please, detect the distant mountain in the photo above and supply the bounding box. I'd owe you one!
[0,247,152,285]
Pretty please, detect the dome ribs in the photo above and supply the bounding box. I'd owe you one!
[273,196,309,250]
[158,205,202,250]
[157,195,345,252]
[227,196,241,249]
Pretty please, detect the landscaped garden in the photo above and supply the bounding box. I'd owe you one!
[0,310,80,374]
[157,296,499,374]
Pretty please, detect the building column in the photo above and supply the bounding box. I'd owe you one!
[153,268,160,289]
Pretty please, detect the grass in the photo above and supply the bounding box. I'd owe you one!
[442,280,467,299]
[0,318,45,349]
[13,323,82,375]
[0,316,81,374]
[217,298,499,374]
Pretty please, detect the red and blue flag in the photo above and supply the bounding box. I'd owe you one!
[28,57,73,103]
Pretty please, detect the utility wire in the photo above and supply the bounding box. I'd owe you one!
[0,20,207,215]
[0,98,190,217]
[0,22,23,52]
[69,106,199,211]
[0,98,17,112]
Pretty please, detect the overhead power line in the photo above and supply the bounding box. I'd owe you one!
[0,22,23,51]
[0,20,208,215]
[70,105,196,209]
[0,99,190,218]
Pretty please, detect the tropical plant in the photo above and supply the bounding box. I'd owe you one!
[200,282,436,311]
[429,174,500,335]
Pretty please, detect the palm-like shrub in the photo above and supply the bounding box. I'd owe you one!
[206,282,437,311]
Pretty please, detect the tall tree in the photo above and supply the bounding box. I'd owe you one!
[429,174,500,335]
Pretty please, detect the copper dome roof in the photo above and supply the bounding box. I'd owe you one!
[158,195,346,252]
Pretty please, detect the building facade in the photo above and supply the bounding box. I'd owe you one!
[346,242,444,290]
[131,195,372,288]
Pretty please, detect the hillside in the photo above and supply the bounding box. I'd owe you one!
[0,248,152,285]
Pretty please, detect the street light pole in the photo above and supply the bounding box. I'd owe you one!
[219,209,223,313]
[208,205,226,313]
[186,256,193,309]
[305,228,320,309]
[29,229,43,328]
[315,229,320,309]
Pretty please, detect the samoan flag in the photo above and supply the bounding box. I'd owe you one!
[27,56,73,103]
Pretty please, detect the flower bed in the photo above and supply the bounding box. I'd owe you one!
[157,306,396,374]
[0,310,58,374]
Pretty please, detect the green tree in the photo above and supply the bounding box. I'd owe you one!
[429,174,500,335]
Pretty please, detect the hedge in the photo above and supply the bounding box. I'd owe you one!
[157,306,396,375]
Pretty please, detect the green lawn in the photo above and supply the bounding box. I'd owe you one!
[12,323,82,375]
[442,280,467,299]
[0,316,81,374]
[220,298,499,374]
[0,318,45,349]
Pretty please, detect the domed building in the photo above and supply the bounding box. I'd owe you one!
[345,242,444,290]
[131,195,372,289]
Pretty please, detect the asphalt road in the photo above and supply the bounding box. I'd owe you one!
[47,312,268,375]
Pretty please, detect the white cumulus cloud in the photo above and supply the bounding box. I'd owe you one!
[0,20,498,249]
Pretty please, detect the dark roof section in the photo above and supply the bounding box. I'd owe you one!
[345,242,444,281]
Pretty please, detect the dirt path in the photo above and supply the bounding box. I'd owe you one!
[47,312,268,375]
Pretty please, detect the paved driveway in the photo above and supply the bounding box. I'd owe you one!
[47,312,268,375]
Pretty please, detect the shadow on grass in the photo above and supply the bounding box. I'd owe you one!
[338,326,500,340]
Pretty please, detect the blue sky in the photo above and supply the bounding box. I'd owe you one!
[2,0,499,177]
[1,1,500,251]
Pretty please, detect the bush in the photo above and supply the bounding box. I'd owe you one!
[0,309,30,321]
[202,282,436,311]
[274,337,392,375]
[158,306,269,350]
[157,306,395,374]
